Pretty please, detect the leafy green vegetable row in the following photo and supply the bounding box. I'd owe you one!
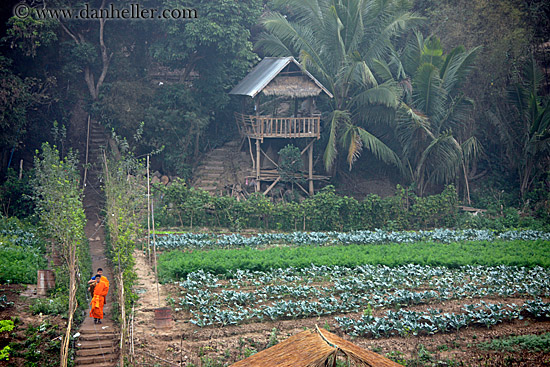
[154,229,550,251]
[158,239,550,281]
[172,264,550,327]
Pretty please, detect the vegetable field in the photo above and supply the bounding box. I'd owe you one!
[169,264,550,331]
[147,229,550,366]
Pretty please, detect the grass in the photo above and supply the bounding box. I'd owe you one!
[479,333,550,353]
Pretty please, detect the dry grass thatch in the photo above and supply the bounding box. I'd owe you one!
[230,327,403,367]
[262,76,322,98]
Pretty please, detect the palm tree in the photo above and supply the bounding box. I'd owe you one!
[396,33,481,199]
[491,56,550,199]
[257,0,423,171]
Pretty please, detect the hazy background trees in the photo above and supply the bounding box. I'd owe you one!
[0,0,549,213]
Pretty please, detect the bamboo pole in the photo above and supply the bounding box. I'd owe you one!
[151,199,160,307]
[255,139,260,192]
[308,140,314,195]
[83,115,91,188]
[147,155,151,263]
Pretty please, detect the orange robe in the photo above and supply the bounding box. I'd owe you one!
[89,276,109,319]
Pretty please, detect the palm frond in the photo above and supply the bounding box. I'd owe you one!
[395,103,432,158]
[461,136,483,167]
[525,54,544,99]
[413,63,445,118]
[440,46,481,95]
[255,32,294,58]
[355,125,401,168]
[339,123,363,170]
[323,110,350,171]
[416,133,461,185]
[438,94,474,133]
[401,31,424,76]
[352,84,399,109]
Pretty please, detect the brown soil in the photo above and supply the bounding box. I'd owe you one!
[130,256,550,367]
[0,284,67,367]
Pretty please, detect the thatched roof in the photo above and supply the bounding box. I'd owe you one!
[229,57,333,99]
[230,327,403,367]
[262,76,323,98]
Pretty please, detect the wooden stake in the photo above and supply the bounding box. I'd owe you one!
[151,199,160,307]
[147,155,151,263]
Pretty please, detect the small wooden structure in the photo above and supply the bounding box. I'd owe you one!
[230,327,403,367]
[230,57,333,195]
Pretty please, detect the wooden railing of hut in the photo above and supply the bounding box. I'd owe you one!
[235,113,321,140]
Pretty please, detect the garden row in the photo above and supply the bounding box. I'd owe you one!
[169,264,550,327]
[154,228,550,250]
[158,239,550,280]
[334,300,550,338]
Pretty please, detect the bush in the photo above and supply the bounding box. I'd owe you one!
[0,169,35,220]
[151,182,549,232]
[152,184,462,231]
[0,217,47,284]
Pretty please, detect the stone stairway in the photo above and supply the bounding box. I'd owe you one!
[192,139,252,195]
[75,325,119,366]
[84,120,108,189]
[76,119,120,366]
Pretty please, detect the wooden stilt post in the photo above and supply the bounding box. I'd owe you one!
[308,139,314,195]
[255,139,261,192]
[255,96,261,192]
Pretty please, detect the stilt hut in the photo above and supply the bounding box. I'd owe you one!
[230,327,403,367]
[229,57,333,195]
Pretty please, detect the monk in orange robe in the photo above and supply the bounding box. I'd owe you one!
[89,274,109,324]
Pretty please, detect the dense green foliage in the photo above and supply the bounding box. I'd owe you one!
[259,0,421,171]
[158,239,550,281]
[397,34,481,197]
[0,217,46,284]
[154,183,461,231]
[1,0,549,220]
[0,168,35,219]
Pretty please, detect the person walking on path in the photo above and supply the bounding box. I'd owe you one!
[87,268,103,298]
[89,273,109,324]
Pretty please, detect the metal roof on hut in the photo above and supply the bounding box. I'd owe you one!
[229,57,333,99]
[230,327,402,367]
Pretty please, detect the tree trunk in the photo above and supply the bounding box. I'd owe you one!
[118,271,126,367]
[60,245,78,367]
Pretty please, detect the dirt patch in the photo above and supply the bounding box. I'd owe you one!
[0,284,66,367]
